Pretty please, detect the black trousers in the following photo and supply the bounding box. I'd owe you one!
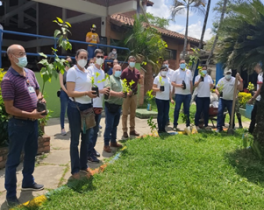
[249,101,259,134]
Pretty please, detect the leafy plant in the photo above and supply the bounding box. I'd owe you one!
[38,109,53,137]
[238,92,251,107]
[121,79,135,93]
[147,116,157,133]
[247,82,255,92]
[218,82,224,93]
[146,90,154,103]
[0,69,8,145]
[159,76,165,86]
[38,17,72,93]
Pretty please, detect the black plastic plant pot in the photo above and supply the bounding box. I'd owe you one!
[104,88,110,100]
[182,80,186,90]
[160,86,165,92]
[201,76,204,82]
[92,86,99,97]
[251,91,254,96]
[220,92,223,97]
[123,92,127,98]
[37,100,47,116]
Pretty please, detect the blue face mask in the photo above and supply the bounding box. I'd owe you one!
[202,70,207,75]
[129,62,135,68]
[15,56,28,68]
[225,74,231,80]
[114,71,121,78]
[165,64,169,68]
[180,63,186,70]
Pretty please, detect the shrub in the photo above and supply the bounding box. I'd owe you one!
[0,69,8,146]
[238,92,251,107]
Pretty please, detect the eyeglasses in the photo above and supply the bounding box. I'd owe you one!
[96,56,104,59]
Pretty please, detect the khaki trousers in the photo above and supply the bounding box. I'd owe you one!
[122,94,137,133]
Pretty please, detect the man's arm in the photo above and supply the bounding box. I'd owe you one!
[97,34,100,43]
[248,83,263,103]
[86,33,92,43]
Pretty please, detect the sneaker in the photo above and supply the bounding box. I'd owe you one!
[204,126,211,131]
[88,155,100,163]
[93,149,100,157]
[110,142,123,148]
[130,130,140,137]
[215,129,222,133]
[104,146,112,153]
[80,168,94,177]
[122,132,129,139]
[61,129,67,136]
[173,126,180,131]
[6,197,20,208]
[22,183,44,191]
[166,122,170,126]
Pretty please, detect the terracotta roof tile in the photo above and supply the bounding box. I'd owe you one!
[110,14,201,43]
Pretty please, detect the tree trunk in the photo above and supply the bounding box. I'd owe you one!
[206,0,228,66]
[254,74,264,150]
[182,4,190,58]
[199,0,211,49]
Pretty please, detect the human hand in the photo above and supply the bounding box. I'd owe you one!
[101,87,110,95]
[248,98,254,104]
[171,99,175,104]
[38,97,46,104]
[119,92,125,98]
[86,91,97,98]
[140,74,144,79]
[31,109,46,119]
[128,91,133,96]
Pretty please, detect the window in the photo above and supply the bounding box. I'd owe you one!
[164,49,177,60]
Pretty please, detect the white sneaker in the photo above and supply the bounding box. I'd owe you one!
[61,129,67,136]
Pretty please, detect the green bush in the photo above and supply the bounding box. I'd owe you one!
[0,69,9,146]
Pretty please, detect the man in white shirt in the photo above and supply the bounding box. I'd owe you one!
[215,69,243,132]
[87,49,109,162]
[248,62,263,134]
[171,59,193,130]
[163,60,174,125]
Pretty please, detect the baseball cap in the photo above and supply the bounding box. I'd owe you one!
[225,69,232,75]
[91,24,97,29]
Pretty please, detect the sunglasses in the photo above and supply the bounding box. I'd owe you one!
[96,56,104,59]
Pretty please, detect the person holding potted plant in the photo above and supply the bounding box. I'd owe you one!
[66,49,97,179]
[215,69,243,132]
[153,65,174,133]
[194,65,214,130]
[1,45,46,207]
[248,62,263,134]
[59,56,72,136]
[103,64,124,153]
[87,49,110,162]
[120,56,144,139]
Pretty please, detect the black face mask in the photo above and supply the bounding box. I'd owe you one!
[91,29,95,32]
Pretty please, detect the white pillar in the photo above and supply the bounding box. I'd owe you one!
[101,16,106,37]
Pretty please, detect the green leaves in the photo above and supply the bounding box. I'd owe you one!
[54,29,61,38]
[39,52,47,58]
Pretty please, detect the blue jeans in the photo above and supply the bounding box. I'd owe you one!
[68,100,92,174]
[217,98,233,131]
[60,90,69,129]
[5,118,38,199]
[156,98,170,131]
[104,105,121,146]
[174,94,191,127]
[195,97,210,127]
[88,113,102,156]
[88,46,97,59]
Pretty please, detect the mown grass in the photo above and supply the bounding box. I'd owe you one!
[17,130,264,210]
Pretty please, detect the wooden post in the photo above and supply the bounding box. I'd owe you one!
[229,75,238,133]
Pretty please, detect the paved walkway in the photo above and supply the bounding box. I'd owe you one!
[0,117,250,209]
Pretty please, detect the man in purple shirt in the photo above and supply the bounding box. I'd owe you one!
[120,56,143,139]
[1,44,45,207]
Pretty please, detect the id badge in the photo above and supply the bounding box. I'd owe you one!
[28,86,35,93]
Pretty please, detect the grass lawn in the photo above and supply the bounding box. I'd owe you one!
[139,100,250,125]
[17,130,264,210]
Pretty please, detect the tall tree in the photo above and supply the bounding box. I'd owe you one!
[199,0,211,49]
[215,0,264,149]
[139,13,169,29]
[206,0,228,65]
[171,0,206,58]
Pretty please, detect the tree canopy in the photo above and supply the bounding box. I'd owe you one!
[139,13,169,29]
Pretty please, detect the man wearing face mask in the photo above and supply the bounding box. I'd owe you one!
[171,59,193,131]
[215,69,243,132]
[1,45,45,207]
[86,24,100,60]
[108,48,118,60]
[103,64,124,153]
[87,49,109,162]
[121,56,144,139]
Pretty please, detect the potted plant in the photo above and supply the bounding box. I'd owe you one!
[247,82,255,96]
[199,67,205,82]
[218,83,224,97]
[91,72,101,97]
[159,76,165,91]
[121,79,135,98]
[146,90,154,111]
[147,116,159,137]
[103,74,110,100]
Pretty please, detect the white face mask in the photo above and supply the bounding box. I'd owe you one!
[225,74,231,80]
[77,59,87,68]
[96,58,104,66]
[160,71,167,77]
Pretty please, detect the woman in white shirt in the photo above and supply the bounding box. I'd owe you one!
[66,49,97,179]
[194,65,214,128]
[153,65,174,133]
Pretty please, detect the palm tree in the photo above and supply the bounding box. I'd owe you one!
[206,0,228,65]
[199,0,211,49]
[215,0,264,149]
[171,0,206,58]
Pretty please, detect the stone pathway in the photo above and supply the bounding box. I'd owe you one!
[0,116,250,209]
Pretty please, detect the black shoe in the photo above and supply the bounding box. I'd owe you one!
[88,155,100,163]
[6,197,20,207]
[93,149,100,157]
[22,183,44,191]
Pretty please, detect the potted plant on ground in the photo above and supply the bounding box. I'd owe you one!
[146,90,154,111]
[147,116,159,137]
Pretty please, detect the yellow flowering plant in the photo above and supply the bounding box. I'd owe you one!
[247,82,254,92]
[238,92,252,106]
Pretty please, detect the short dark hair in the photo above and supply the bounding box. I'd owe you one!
[160,65,168,71]
[202,64,207,69]
[94,49,104,57]
[75,49,87,57]
[179,58,185,62]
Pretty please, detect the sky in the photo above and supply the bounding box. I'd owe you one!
[146,0,218,41]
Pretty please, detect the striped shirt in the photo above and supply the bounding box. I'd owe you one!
[1,67,39,112]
